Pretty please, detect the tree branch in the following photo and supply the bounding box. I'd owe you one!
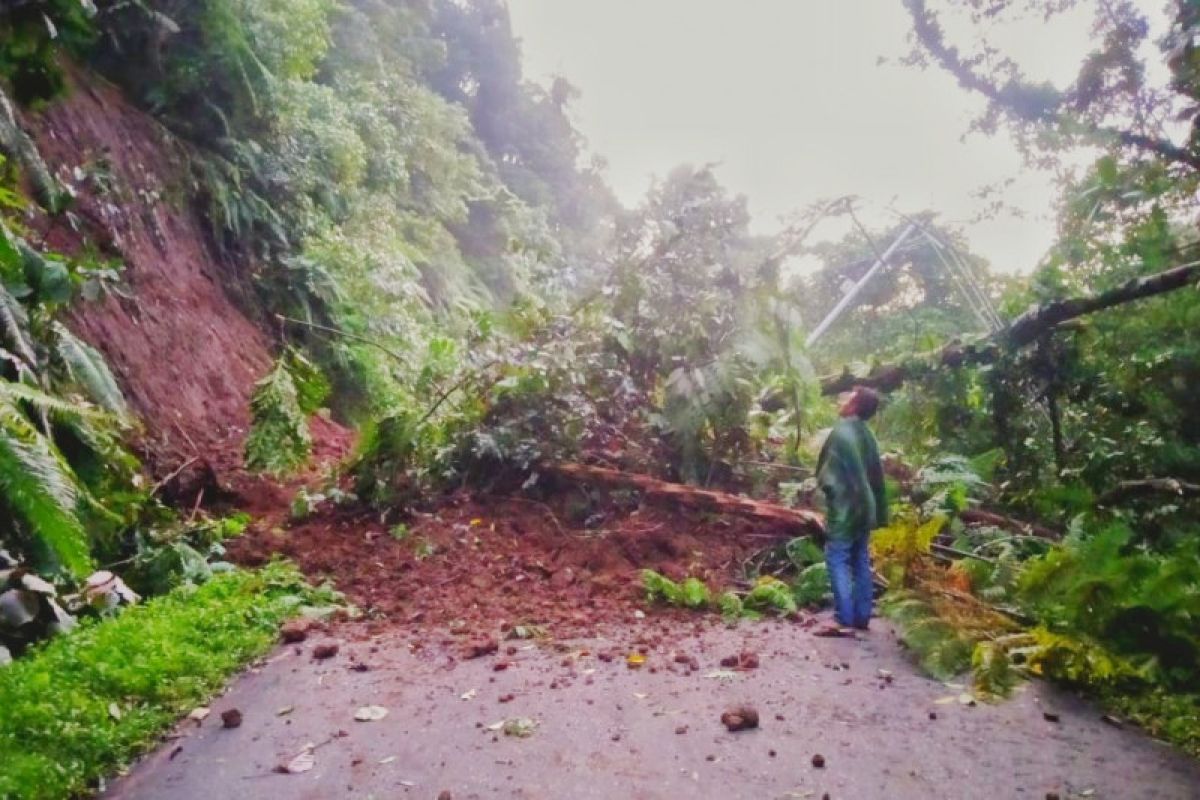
[820,259,1200,394]
[903,0,1200,172]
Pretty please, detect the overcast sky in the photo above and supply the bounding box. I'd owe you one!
[506,1,1103,274]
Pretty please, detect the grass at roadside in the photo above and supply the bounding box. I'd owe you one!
[0,562,327,800]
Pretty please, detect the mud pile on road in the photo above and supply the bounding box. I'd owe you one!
[229,489,799,639]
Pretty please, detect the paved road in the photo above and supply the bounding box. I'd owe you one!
[105,618,1200,800]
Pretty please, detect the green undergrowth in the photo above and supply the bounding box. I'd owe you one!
[0,561,326,800]
[641,568,825,621]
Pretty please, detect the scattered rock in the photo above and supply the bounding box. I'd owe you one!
[353,705,389,722]
[279,619,311,643]
[720,705,759,732]
[1045,793,1060,800]
[928,711,938,720]
[673,652,700,670]
[463,637,499,660]
[493,661,509,672]
[438,792,452,800]
[768,749,776,757]
[313,642,340,660]
[498,694,514,704]
[1042,711,1061,723]
[811,753,826,768]
[220,708,242,729]
[675,725,688,735]
[719,651,759,669]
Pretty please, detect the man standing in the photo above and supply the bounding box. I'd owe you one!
[816,386,887,630]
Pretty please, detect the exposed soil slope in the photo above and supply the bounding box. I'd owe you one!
[21,68,275,476]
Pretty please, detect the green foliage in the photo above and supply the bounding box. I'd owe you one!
[0,562,319,800]
[641,570,711,610]
[244,357,312,475]
[870,507,945,585]
[1017,627,1150,690]
[970,639,1022,700]
[1015,521,1200,689]
[791,562,831,608]
[743,576,798,615]
[880,591,974,681]
[50,322,128,418]
[914,453,989,514]
[0,0,96,104]
[283,348,330,415]
[0,384,97,577]
[717,590,744,620]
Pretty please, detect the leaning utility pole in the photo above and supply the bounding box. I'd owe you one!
[804,222,917,348]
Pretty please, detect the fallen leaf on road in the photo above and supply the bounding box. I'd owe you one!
[276,705,294,716]
[502,717,538,737]
[626,653,645,668]
[957,693,977,706]
[379,755,396,765]
[187,707,210,723]
[704,669,738,681]
[460,688,477,701]
[934,695,958,705]
[354,705,389,722]
[280,746,315,774]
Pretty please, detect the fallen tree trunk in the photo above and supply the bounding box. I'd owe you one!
[820,260,1200,395]
[959,508,1061,541]
[1098,478,1200,507]
[549,463,826,536]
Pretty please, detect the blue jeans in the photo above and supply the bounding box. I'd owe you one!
[825,530,873,628]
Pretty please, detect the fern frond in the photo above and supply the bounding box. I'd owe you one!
[0,282,36,370]
[51,323,128,418]
[245,359,312,475]
[0,380,130,474]
[0,394,91,576]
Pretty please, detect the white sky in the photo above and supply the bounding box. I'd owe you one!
[506,0,1103,274]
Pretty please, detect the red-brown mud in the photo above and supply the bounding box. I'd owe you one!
[229,489,796,641]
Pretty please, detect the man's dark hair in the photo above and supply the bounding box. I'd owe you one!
[851,386,881,420]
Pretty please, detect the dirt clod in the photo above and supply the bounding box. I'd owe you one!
[721,705,759,732]
[812,753,826,768]
[312,643,340,660]
[220,709,242,729]
[279,619,311,643]
[463,638,499,660]
[720,651,759,669]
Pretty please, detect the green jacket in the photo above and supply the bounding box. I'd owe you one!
[816,417,887,540]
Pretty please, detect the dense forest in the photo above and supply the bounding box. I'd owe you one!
[0,1,1198,797]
